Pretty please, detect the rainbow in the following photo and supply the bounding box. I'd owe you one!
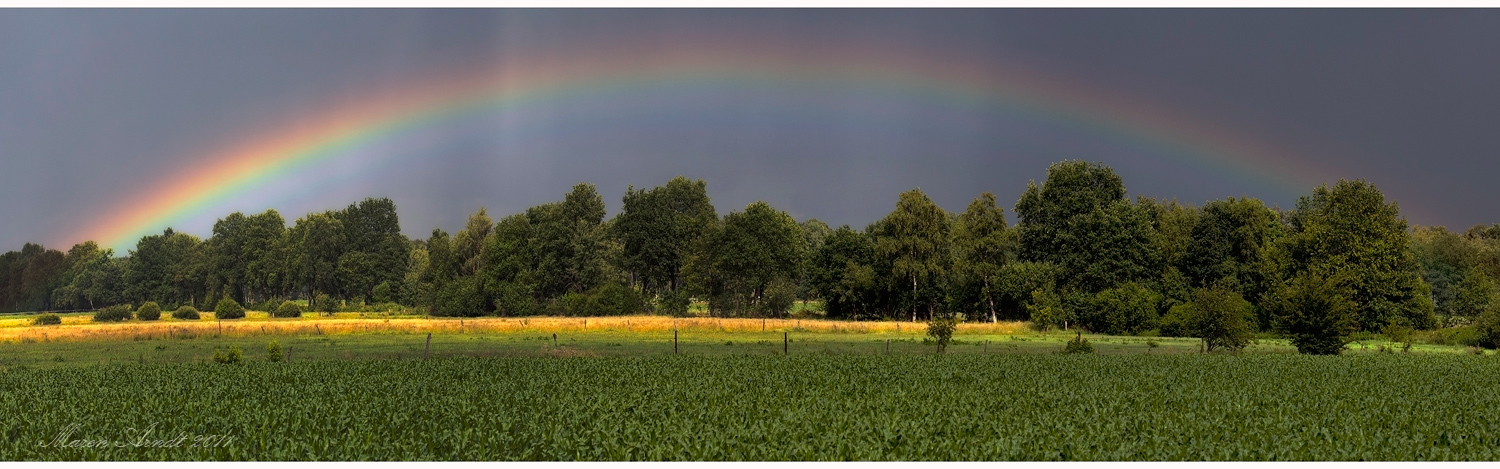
[79,40,1336,253]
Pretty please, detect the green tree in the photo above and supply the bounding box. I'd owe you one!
[611,176,717,295]
[1272,179,1435,331]
[876,188,950,322]
[1015,161,1159,293]
[1181,197,1280,300]
[684,201,806,317]
[1081,282,1161,335]
[809,226,880,319]
[1450,269,1497,322]
[1265,271,1356,355]
[1179,284,1256,352]
[290,212,346,301]
[953,192,1013,322]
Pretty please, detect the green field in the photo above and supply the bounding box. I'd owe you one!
[4,353,1499,460]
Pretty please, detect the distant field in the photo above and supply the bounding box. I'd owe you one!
[0,311,1480,369]
[5,354,1499,460]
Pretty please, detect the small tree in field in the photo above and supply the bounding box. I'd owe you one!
[1183,283,1256,352]
[215,298,246,320]
[927,314,957,353]
[273,301,303,318]
[136,301,162,321]
[1265,272,1355,355]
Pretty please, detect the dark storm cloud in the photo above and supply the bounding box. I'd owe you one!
[2,9,1498,252]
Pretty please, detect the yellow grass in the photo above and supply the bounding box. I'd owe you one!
[0,313,1030,344]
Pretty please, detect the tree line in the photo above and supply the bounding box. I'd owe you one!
[4,160,1499,352]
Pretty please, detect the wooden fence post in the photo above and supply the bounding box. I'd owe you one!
[553,333,558,347]
[784,332,789,355]
[674,329,679,355]
[217,318,222,336]
[425,333,432,360]
[886,339,890,355]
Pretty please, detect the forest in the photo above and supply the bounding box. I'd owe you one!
[3,160,1499,353]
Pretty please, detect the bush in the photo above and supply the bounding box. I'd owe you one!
[313,293,339,315]
[371,281,393,304]
[273,301,304,318]
[33,313,61,326]
[658,289,691,317]
[1475,308,1500,349]
[592,282,646,316]
[1064,332,1095,354]
[1159,303,1193,338]
[1265,272,1356,355]
[1180,285,1256,352]
[434,277,485,317]
[214,298,246,320]
[266,340,283,362]
[93,304,133,322]
[493,282,538,317]
[760,277,798,317]
[172,305,201,320]
[213,346,243,364]
[927,315,957,353]
[1026,289,1068,330]
[1081,282,1161,335]
[136,301,162,321]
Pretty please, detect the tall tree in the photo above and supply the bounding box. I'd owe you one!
[810,226,879,319]
[1181,197,1280,302]
[953,192,1012,322]
[1270,179,1435,331]
[290,212,346,300]
[612,176,717,295]
[685,201,806,317]
[1015,161,1159,293]
[876,188,950,322]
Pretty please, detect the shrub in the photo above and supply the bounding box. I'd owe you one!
[214,298,246,320]
[1026,289,1068,330]
[1082,282,1161,335]
[136,301,162,321]
[593,282,646,316]
[213,346,243,364]
[273,301,304,318]
[1265,272,1356,355]
[927,315,957,353]
[33,313,61,326]
[94,304,133,322]
[659,289,691,317]
[493,282,539,317]
[1159,303,1194,338]
[266,340,283,362]
[313,293,340,315]
[1475,308,1500,349]
[371,281,393,304]
[434,277,484,317]
[1180,285,1256,352]
[760,277,798,317]
[1064,332,1095,354]
[172,305,201,320]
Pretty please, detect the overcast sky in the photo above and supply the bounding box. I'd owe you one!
[3,9,1498,253]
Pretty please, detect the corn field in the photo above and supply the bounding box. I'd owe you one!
[2,354,1498,460]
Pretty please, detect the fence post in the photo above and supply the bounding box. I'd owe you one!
[674,329,679,355]
[985,339,989,353]
[784,332,789,355]
[217,318,222,336]
[425,333,432,360]
[553,333,558,347]
[886,339,890,355]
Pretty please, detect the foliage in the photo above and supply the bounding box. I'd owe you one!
[1450,269,1497,321]
[1475,308,1500,349]
[135,301,162,321]
[1026,288,1068,330]
[266,341,283,362]
[657,289,691,317]
[1079,282,1161,335]
[1178,284,1257,352]
[926,315,957,353]
[1272,179,1435,332]
[1063,332,1095,354]
[684,201,807,317]
[953,192,1012,323]
[272,301,304,318]
[809,226,879,319]
[876,188,951,321]
[1016,161,1160,293]
[612,176,717,296]
[94,304,133,322]
[1264,272,1356,355]
[32,313,61,326]
[312,293,339,315]
[172,305,200,320]
[214,298,245,320]
[1180,197,1279,300]
[433,276,484,317]
[212,346,243,364]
